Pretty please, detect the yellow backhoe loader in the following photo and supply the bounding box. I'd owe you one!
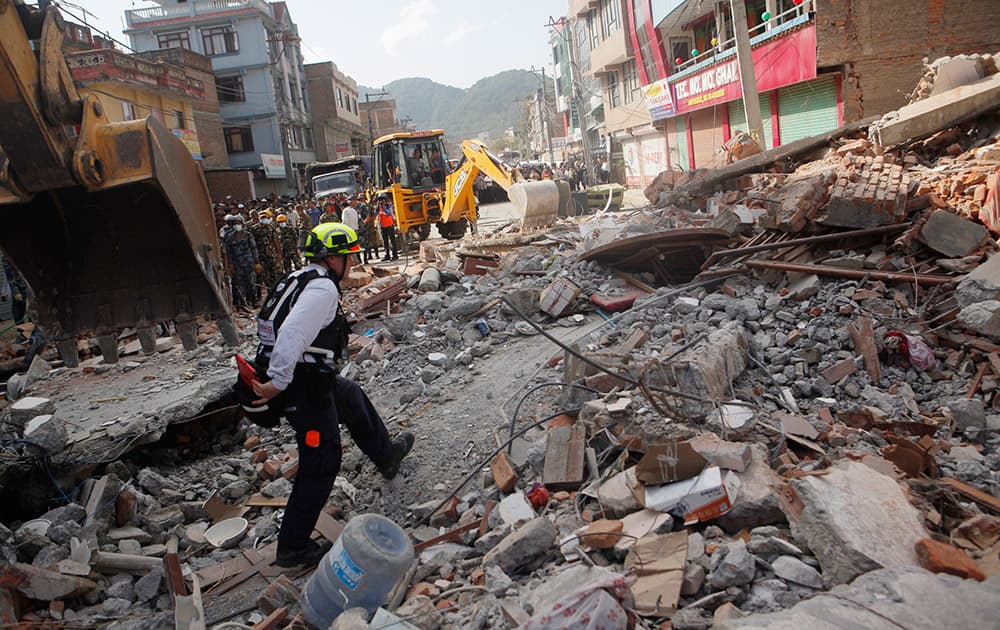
[0,1,236,367]
[371,130,558,241]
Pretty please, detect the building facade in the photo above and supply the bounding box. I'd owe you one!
[66,47,220,167]
[359,98,405,145]
[124,0,316,195]
[561,0,1000,187]
[305,62,364,162]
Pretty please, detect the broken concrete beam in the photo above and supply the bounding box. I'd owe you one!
[716,444,786,534]
[919,210,989,257]
[483,517,557,575]
[647,323,748,417]
[8,397,55,428]
[417,268,441,292]
[0,563,97,600]
[716,567,1000,630]
[787,461,928,586]
[870,73,1000,147]
[21,414,67,453]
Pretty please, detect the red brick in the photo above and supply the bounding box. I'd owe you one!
[490,451,519,494]
[250,449,268,464]
[260,460,281,479]
[581,519,623,549]
[821,358,858,384]
[243,435,262,450]
[915,538,985,581]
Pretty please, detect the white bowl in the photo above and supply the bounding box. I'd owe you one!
[18,518,51,537]
[204,517,249,548]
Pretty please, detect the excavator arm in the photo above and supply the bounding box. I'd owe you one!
[0,1,236,365]
[441,140,558,228]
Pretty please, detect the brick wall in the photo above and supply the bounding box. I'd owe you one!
[816,0,1000,121]
[305,63,337,162]
[204,169,256,203]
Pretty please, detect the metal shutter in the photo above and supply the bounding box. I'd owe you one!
[674,116,689,170]
[728,94,775,149]
[778,75,839,145]
[691,107,726,168]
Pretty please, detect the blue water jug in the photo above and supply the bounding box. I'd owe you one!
[301,513,415,628]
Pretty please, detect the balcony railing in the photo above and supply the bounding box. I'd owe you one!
[670,3,813,80]
[126,0,271,26]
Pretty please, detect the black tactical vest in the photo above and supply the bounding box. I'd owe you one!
[255,268,349,369]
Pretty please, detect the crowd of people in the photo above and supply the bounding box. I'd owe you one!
[515,155,611,190]
[213,192,400,311]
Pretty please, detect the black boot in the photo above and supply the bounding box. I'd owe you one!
[378,432,415,480]
[275,539,332,569]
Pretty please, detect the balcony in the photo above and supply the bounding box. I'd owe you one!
[125,0,271,27]
[669,5,812,80]
[569,0,600,18]
[589,26,631,74]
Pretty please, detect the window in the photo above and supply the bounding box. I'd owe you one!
[121,102,136,121]
[589,11,601,49]
[157,30,190,50]
[670,38,691,71]
[171,110,185,129]
[225,126,253,153]
[606,71,620,108]
[216,75,245,102]
[201,25,238,56]
[622,59,639,104]
[336,87,343,108]
[601,0,620,39]
[632,0,661,81]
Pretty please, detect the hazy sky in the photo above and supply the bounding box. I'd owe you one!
[62,0,565,88]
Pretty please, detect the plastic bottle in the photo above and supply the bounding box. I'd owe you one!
[301,513,414,628]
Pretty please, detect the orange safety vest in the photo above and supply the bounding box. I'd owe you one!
[378,205,395,228]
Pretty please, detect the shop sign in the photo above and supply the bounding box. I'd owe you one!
[171,128,202,160]
[261,153,286,179]
[642,78,675,121]
[669,24,817,114]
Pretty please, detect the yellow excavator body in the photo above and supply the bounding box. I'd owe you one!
[370,131,558,241]
[0,1,235,365]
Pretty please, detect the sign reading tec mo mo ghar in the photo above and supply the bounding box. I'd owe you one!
[668,24,818,114]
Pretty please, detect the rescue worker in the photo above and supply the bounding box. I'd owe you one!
[377,196,399,261]
[219,213,237,241]
[276,213,300,274]
[250,209,283,290]
[222,215,259,309]
[250,223,414,568]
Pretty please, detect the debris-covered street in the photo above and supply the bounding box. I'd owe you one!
[3,2,1000,628]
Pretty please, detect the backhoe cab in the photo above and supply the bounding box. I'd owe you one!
[372,130,558,242]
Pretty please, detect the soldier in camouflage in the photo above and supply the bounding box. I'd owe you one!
[276,213,301,274]
[222,215,259,309]
[249,209,284,290]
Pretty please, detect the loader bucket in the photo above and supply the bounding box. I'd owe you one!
[508,180,559,229]
[0,116,233,364]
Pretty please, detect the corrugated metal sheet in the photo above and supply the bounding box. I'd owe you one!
[778,75,839,145]
[728,93,775,149]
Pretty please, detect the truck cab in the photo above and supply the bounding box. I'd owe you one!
[306,156,372,201]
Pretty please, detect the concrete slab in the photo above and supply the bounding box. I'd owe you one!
[718,567,1000,630]
[871,73,1000,147]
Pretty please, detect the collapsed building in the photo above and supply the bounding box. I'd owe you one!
[1,55,1000,629]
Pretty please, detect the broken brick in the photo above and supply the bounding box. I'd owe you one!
[490,451,519,494]
[915,538,986,581]
[581,519,624,549]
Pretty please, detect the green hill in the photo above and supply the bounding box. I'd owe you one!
[361,70,552,145]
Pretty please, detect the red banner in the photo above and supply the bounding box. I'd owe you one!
[669,24,817,114]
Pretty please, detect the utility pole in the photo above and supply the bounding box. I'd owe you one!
[539,67,554,162]
[730,0,765,147]
[564,21,594,186]
[364,89,389,152]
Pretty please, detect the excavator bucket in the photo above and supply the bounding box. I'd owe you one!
[0,116,236,365]
[508,180,560,229]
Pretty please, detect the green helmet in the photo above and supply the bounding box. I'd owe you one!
[302,222,362,258]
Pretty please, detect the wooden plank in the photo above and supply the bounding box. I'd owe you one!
[245,495,289,508]
[313,511,344,544]
[542,424,586,490]
[967,362,989,398]
[987,352,1000,378]
[847,317,881,383]
[414,521,481,552]
[251,606,288,630]
[163,553,188,598]
[941,477,1000,513]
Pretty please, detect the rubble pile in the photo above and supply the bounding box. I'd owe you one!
[1,56,1000,629]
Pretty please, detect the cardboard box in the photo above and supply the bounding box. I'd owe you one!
[539,278,581,317]
[639,466,738,525]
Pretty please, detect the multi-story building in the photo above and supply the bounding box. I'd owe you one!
[305,62,364,162]
[124,0,315,195]
[359,98,404,145]
[565,0,1000,188]
[65,46,224,168]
